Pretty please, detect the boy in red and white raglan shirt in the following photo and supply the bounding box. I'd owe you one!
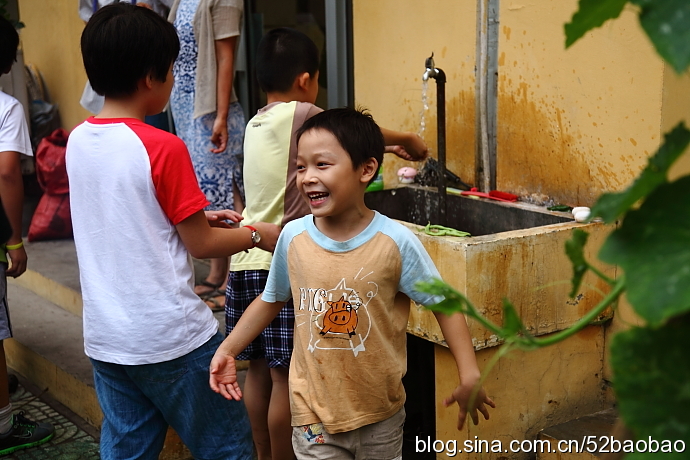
[66,4,279,459]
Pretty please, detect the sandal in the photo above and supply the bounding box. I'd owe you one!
[194,280,222,297]
[203,293,226,312]
[199,288,224,301]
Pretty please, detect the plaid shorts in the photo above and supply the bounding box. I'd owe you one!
[225,270,294,368]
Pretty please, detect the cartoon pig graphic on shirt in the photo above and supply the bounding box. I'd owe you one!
[320,295,358,336]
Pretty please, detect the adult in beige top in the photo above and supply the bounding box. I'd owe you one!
[169,0,246,307]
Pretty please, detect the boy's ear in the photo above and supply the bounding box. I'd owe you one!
[295,72,312,92]
[143,72,156,90]
[360,158,379,184]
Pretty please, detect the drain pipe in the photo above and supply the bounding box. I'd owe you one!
[423,54,447,226]
[476,0,499,192]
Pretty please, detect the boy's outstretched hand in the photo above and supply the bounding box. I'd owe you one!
[444,379,495,430]
[205,210,244,228]
[381,130,429,161]
[209,352,243,401]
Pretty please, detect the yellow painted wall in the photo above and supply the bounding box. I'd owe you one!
[496,2,663,207]
[602,61,690,380]
[662,64,690,181]
[601,64,690,385]
[352,0,478,189]
[353,1,684,208]
[435,326,606,460]
[18,0,90,131]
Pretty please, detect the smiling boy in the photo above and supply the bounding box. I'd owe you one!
[210,107,494,459]
[227,28,429,460]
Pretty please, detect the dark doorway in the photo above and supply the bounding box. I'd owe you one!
[240,0,353,116]
[402,333,436,459]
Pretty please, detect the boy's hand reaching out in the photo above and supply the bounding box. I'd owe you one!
[209,352,243,401]
[205,210,243,228]
[444,378,495,430]
[385,145,415,161]
[381,130,428,161]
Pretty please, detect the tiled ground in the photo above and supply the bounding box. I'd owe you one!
[5,382,100,460]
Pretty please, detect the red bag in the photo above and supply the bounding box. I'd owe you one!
[35,128,69,194]
[28,128,72,241]
[28,194,72,242]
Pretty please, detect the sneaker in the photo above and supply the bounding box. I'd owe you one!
[0,411,55,455]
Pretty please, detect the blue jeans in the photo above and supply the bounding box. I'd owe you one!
[91,332,253,460]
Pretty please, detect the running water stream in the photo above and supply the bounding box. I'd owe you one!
[419,80,429,138]
[418,80,431,173]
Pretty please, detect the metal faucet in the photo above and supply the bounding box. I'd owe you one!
[422,53,448,226]
[422,53,446,83]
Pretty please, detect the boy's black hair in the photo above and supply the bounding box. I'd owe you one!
[256,27,319,93]
[0,16,19,74]
[296,107,384,184]
[81,3,179,98]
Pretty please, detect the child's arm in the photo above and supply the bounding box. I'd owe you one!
[210,296,287,400]
[176,211,280,259]
[0,150,27,277]
[380,127,428,161]
[435,311,495,430]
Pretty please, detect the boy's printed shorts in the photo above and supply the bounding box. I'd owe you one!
[0,263,12,341]
[292,407,405,460]
[225,270,294,368]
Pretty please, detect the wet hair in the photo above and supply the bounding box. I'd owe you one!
[0,16,19,74]
[296,107,385,184]
[256,27,319,93]
[81,3,179,98]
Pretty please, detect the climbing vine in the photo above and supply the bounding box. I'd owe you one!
[419,1,690,458]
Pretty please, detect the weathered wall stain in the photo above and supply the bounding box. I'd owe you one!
[435,326,607,456]
[497,84,599,206]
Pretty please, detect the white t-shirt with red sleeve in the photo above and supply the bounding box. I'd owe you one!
[66,117,218,365]
[0,92,33,264]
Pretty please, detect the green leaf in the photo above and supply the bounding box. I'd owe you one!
[416,279,505,337]
[591,123,690,223]
[426,298,465,316]
[630,0,690,73]
[501,300,538,349]
[417,279,469,315]
[610,315,690,459]
[416,278,452,298]
[565,229,589,298]
[564,0,627,48]
[599,176,690,325]
[501,298,523,336]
